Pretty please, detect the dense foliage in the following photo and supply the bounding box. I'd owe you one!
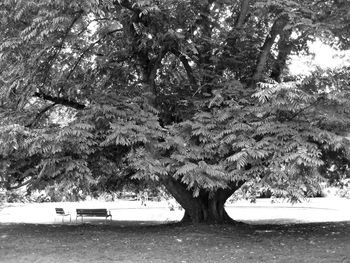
[1,0,350,223]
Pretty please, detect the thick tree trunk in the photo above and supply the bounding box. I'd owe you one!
[161,176,243,224]
[179,192,236,224]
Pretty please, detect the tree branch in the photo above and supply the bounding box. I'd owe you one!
[115,0,141,13]
[66,29,123,81]
[270,29,293,82]
[33,92,85,110]
[149,47,169,95]
[171,48,198,90]
[3,168,36,190]
[217,180,245,201]
[4,178,33,190]
[235,0,250,28]
[160,175,200,211]
[40,11,84,86]
[250,14,289,88]
[25,103,57,128]
[286,96,325,122]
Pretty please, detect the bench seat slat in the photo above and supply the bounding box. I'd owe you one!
[76,209,112,222]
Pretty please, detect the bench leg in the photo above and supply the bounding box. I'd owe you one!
[75,216,84,223]
[105,215,112,223]
[75,216,82,223]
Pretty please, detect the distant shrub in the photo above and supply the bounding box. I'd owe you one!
[5,190,28,203]
[0,189,6,204]
[335,179,350,199]
[336,188,350,198]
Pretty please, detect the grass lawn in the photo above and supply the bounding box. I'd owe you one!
[1,199,350,262]
[1,222,350,262]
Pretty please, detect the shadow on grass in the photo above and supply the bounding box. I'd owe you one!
[1,221,350,263]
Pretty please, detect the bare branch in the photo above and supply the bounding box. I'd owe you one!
[25,103,57,128]
[33,92,85,110]
[250,15,289,88]
[270,29,293,82]
[235,0,250,28]
[171,48,198,90]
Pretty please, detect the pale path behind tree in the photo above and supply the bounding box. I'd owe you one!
[1,198,350,225]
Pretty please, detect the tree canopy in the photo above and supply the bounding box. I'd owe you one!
[1,0,350,223]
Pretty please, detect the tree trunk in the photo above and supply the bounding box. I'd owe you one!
[179,191,236,224]
[250,14,289,88]
[161,176,243,224]
[270,29,293,82]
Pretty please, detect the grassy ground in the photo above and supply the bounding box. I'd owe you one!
[1,221,350,263]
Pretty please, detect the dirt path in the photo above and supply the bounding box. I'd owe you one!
[227,197,350,224]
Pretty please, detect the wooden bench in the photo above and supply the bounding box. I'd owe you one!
[55,208,71,223]
[76,209,112,223]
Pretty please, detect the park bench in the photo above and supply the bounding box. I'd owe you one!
[55,208,71,223]
[76,208,112,223]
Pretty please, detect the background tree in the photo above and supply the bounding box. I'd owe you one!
[1,0,350,224]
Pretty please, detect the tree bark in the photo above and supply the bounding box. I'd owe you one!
[235,0,250,28]
[270,29,293,82]
[33,92,85,109]
[161,176,243,224]
[216,0,250,78]
[180,190,236,224]
[195,1,215,96]
[250,14,289,88]
[171,48,198,91]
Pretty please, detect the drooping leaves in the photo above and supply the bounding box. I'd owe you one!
[0,0,350,203]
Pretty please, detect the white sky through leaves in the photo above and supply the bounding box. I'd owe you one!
[289,39,350,76]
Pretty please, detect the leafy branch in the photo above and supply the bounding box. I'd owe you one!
[65,28,123,81]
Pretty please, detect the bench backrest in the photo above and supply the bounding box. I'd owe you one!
[76,209,108,216]
[55,208,65,215]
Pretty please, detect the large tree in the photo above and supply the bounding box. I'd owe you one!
[1,0,350,223]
